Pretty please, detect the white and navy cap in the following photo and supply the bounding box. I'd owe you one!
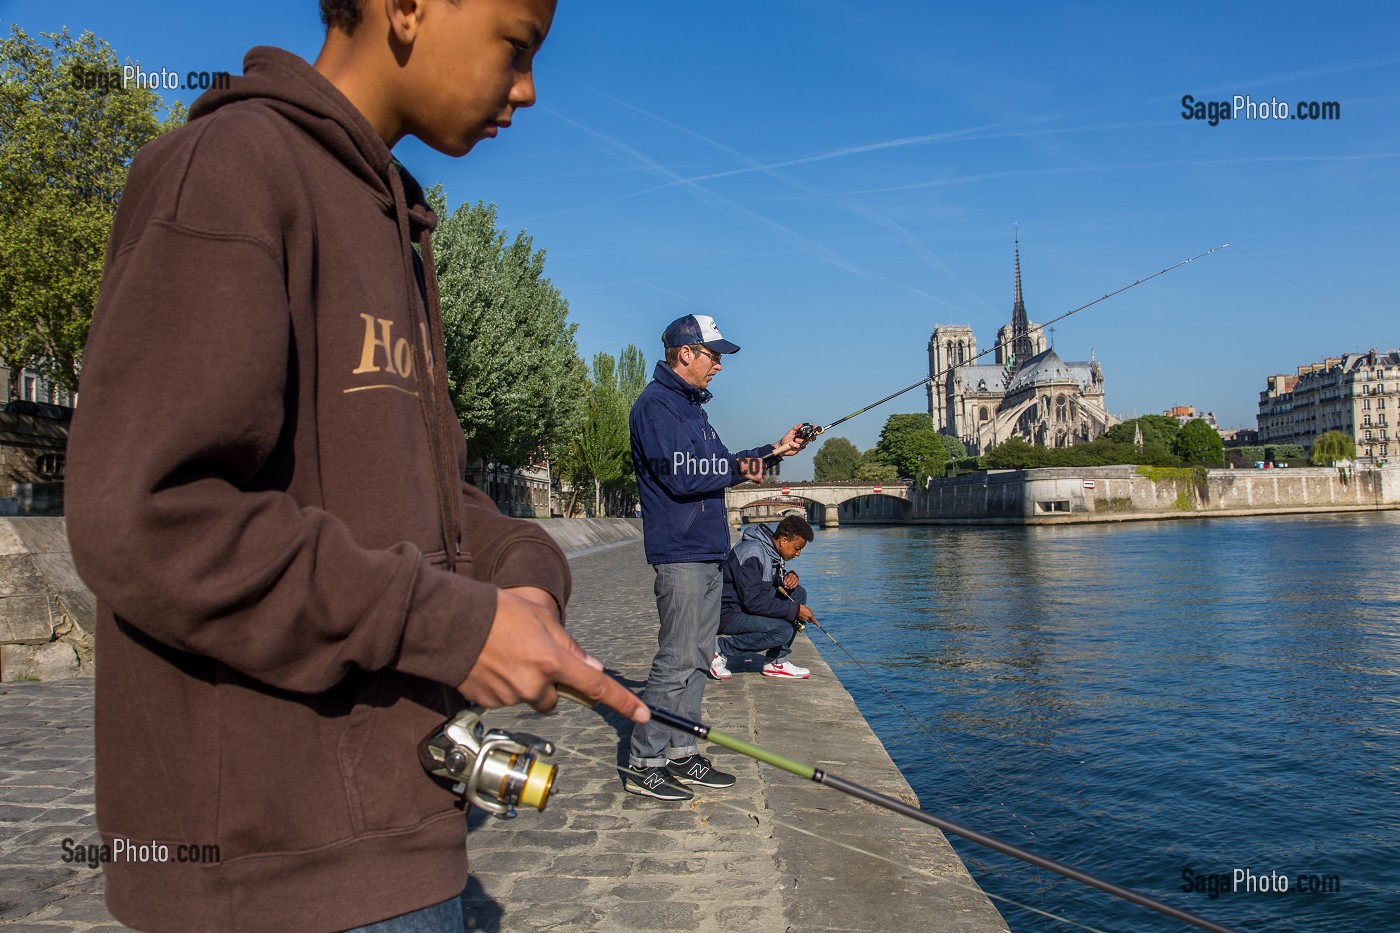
[661,314,740,354]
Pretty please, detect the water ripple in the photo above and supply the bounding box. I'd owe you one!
[803,513,1400,932]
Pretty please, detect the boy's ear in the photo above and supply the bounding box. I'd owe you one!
[384,0,426,45]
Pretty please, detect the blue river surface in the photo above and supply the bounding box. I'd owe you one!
[798,512,1399,933]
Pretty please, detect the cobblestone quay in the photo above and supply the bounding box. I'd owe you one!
[0,536,1006,932]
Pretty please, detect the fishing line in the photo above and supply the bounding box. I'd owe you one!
[782,593,1054,910]
[796,244,1230,441]
[548,738,1109,933]
[1228,242,1396,349]
[558,691,1242,933]
[783,595,1040,833]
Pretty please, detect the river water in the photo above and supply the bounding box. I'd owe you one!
[799,512,1400,933]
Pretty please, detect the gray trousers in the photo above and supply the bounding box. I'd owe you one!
[628,561,721,768]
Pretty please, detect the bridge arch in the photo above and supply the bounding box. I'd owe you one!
[725,481,913,528]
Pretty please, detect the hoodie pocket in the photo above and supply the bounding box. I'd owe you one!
[338,670,459,833]
[212,669,457,860]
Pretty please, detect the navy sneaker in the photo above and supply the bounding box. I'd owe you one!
[623,766,694,800]
[666,754,736,788]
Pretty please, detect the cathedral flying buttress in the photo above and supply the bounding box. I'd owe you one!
[926,237,1117,455]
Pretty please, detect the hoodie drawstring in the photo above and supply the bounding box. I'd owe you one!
[388,165,459,573]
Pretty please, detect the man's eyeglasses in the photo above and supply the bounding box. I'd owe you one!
[692,345,722,365]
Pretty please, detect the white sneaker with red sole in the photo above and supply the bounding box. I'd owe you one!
[709,652,733,681]
[761,660,810,679]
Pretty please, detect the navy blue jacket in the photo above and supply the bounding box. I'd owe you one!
[630,362,772,564]
[720,523,799,629]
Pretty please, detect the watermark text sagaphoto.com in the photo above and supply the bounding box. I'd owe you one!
[1180,94,1341,126]
[70,64,231,93]
[1180,866,1341,899]
[61,837,221,869]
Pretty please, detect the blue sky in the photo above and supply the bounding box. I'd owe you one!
[7,1,1398,479]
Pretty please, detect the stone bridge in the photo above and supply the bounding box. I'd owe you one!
[725,481,913,528]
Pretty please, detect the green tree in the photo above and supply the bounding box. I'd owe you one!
[984,437,1051,469]
[431,195,586,495]
[812,436,861,481]
[0,27,184,395]
[938,433,967,460]
[1105,414,1183,450]
[854,459,899,483]
[1263,444,1306,465]
[557,345,647,516]
[984,435,1180,469]
[1172,418,1225,464]
[575,352,627,517]
[873,412,947,480]
[1310,430,1355,466]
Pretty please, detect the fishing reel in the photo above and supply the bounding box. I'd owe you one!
[419,707,557,819]
[795,423,823,443]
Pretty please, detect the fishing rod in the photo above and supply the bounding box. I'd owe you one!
[586,690,1242,933]
[422,685,1240,932]
[794,244,1230,443]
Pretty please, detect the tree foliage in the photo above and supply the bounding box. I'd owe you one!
[938,433,967,459]
[1310,430,1355,466]
[0,26,184,394]
[431,193,586,474]
[984,436,1179,469]
[854,458,900,483]
[1172,418,1224,464]
[556,345,647,516]
[812,436,861,481]
[1105,414,1183,450]
[871,412,947,480]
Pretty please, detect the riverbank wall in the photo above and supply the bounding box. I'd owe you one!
[912,463,1400,524]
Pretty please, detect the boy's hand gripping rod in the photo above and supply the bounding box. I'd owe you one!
[793,244,1229,443]
[561,687,1241,933]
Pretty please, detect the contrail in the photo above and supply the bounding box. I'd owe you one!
[541,105,973,313]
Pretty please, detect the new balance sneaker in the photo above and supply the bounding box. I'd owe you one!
[623,766,694,800]
[709,652,733,681]
[762,660,810,679]
[665,754,736,788]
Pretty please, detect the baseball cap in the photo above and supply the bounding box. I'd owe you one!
[661,314,741,354]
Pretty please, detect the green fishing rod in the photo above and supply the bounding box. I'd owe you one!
[626,695,1240,933]
[794,243,1230,442]
[425,684,1241,932]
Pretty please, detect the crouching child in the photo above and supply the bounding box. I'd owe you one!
[712,515,817,680]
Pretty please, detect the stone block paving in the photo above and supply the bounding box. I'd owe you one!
[0,540,1006,932]
[0,679,118,931]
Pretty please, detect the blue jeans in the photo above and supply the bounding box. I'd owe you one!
[629,561,721,768]
[720,585,805,662]
[339,892,464,932]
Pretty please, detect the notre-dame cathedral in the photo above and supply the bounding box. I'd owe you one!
[927,239,1117,454]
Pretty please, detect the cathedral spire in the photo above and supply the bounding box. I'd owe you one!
[1010,227,1034,371]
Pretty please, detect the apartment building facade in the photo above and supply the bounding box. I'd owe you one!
[1257,349,1398,463]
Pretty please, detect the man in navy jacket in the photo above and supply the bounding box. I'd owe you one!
[625,314,807,798]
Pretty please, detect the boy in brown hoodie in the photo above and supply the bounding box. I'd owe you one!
[64,2,646,931]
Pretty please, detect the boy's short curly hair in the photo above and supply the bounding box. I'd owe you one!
[775,515,814,543]
[320,0,364,32]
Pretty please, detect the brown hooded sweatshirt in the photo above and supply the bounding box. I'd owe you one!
[64,47,569,933]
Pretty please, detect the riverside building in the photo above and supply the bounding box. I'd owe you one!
[1256,349,1399,463]
[927,238,1116,455]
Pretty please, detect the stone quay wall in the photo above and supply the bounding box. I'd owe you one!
[0,518,95,682]
[912,464,1400,525]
